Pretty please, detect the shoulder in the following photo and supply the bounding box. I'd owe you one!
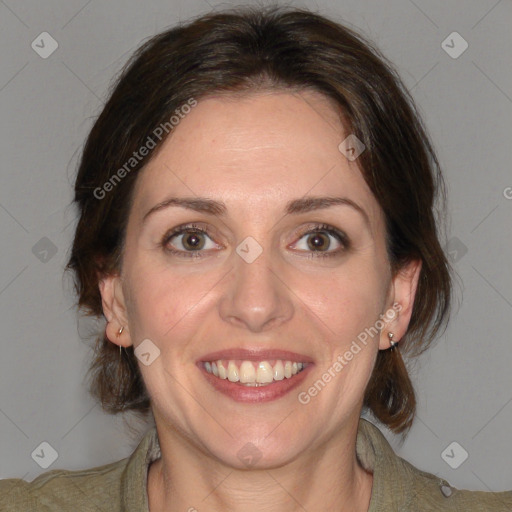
[0,426,159,512]
[358,418,512,511]
[0,458,127,512]
[402,455,512,511]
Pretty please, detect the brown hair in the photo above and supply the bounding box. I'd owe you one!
[67,6,451,434]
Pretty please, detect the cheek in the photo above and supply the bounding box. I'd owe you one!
[123,260,220,345]
[301,264,385,409]
[299,260,387,343]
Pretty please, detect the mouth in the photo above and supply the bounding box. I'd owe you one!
[203,359,308,384]
[197,349,314,403]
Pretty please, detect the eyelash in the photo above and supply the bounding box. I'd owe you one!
[161,223,350,259]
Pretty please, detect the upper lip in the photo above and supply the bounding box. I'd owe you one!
[199,348,314,363]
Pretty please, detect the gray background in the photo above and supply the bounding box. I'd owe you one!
[1,0,511,494]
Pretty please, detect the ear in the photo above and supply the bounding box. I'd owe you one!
[379,259,422,350]
[98,274,132,348]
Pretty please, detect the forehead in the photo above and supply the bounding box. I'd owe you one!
[131,90,382,226]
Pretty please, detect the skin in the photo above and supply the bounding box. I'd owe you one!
[99,90,421,512]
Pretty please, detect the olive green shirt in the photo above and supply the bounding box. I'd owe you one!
[1,418,510,511]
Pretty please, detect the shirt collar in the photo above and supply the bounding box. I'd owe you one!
[120,418,412,511]
[121,423,161,511]
[357,419,415,511]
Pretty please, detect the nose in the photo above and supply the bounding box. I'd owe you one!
[218,243,294,333]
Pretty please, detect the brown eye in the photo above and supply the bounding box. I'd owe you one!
[162,225,218,257]
[167,230,209,251]
[306,232,331,251]
[180,232,206,250]
[291,224,349,258]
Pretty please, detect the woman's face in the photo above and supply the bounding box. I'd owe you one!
[103,90,415,468]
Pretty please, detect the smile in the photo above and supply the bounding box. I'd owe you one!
[203,359,307,386]
[198,348,314,402]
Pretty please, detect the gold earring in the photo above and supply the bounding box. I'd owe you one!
[388,332,398,351]
[116,326,124,337]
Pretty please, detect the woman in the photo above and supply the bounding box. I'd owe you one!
[1,6,510,511]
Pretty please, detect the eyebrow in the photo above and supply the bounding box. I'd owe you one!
[142,196,370,227]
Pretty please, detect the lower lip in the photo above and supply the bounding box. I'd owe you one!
[198,363,313,403]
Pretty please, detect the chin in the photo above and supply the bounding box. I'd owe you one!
[203,429,308,471]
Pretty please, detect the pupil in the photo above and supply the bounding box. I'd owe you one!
[308,233,328,251]
[185,233,204,250]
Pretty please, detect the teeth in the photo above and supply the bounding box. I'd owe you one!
[218,361,227,379]
[273,360,284,381]
[240,361,256,383]
[284,361,292,379]
[203,359,307,384]
[227,361,240,382]
[256,361,274,383]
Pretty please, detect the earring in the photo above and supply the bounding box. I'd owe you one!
[388,332,398,351]
[117,327,124,357]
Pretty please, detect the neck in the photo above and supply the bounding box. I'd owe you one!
[148,421,373,512]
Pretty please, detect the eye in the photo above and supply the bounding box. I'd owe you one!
[161,222,348,259]
[291,223,349,257]
[162,224,219,257]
